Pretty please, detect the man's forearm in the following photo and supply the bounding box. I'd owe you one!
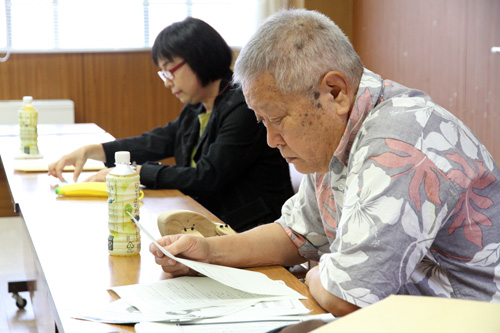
[207,223,305,268]
[306,266,360,316]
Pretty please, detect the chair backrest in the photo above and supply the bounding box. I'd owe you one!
[0,99,75,124]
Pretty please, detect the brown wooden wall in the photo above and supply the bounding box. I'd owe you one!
[352,0,500,163]
[305,0,353,41]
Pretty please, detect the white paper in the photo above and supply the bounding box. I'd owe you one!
[185,298,313,323]
[12,157,104,171]
[70,299,175,324]
[71,298,256,324]
[135,320,296,333]
[135,314,336,333]
[127,211,305,298]
[72,293,313,324]
[111,276,299,315]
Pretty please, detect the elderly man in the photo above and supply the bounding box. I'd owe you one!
[150,9,500,316]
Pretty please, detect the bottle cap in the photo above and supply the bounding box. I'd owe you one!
[23,96,33,105]
[114,151,131,164]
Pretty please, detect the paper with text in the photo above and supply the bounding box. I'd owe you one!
[111,276,307,315]
[72,292,312,324]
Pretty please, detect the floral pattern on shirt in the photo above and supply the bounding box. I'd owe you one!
[277,68,500,306]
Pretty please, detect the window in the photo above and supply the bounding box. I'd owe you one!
[0,0,267,54]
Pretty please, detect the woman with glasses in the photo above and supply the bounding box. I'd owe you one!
[48,17,294,232]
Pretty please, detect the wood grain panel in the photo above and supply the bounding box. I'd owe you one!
[81,51,184,140]
[0,53,84,117]
[353,0,467,115]
[352,0,500,162]
[305,0,353,40]
[464,0,500,163]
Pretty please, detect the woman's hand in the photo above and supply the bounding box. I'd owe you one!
[83,168,113,182]
[48,144,106,182]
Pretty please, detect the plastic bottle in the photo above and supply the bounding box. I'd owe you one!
[18,96,40,156]
[106,151,141,256]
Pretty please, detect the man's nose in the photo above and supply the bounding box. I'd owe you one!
[266,126,285,149]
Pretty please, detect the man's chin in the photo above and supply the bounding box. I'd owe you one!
[289,160,308,174]
[291,161,327,175]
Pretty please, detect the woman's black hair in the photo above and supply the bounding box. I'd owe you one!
[152,17,232,86]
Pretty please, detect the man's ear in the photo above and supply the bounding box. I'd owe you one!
[319,71,351,116]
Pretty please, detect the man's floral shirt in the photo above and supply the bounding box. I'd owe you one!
[277,68,500,306]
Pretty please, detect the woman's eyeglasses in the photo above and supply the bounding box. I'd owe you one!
[157,60,186,82]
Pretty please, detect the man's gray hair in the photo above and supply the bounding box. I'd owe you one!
[234,9,363,96]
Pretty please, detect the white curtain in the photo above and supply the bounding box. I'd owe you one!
[0,0,306,59]
[0,0,11,62]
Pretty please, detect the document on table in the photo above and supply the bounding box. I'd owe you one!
[12,157,104,172]
[135,313,336,333]
[72,290,311,324]
[111,276,306,315]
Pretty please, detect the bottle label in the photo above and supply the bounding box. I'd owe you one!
[108,234,114,251]
[18,109,39,155]
[107,174,141,255]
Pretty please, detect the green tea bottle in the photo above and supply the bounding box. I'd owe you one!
[106,151,141,256]
[18,96,40,156]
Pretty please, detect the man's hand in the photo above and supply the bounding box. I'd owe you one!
[149,234,211,278]
[150,223,306,279]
